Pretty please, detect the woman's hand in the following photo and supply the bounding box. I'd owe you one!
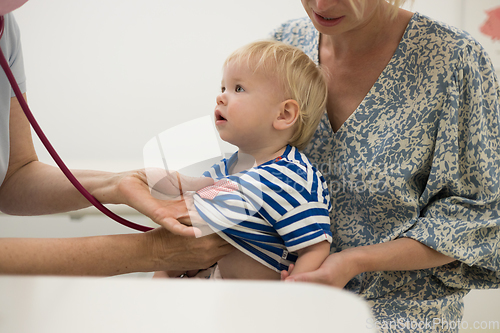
[281,250,361,288]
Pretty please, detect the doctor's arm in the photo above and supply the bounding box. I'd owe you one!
[0,94,232,275]
[0,227,231,275]
[0,95,212,236]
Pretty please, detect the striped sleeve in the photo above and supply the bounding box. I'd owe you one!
[262,162,332,252]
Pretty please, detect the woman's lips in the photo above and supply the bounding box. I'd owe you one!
[313,11,345,27]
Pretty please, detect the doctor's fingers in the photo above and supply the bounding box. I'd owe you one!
[185,233,233,265]
[148,229,232,271]
[144,168,213,196]
[123,185,195,236]
[176,173,214,192]
[151,199,204,237]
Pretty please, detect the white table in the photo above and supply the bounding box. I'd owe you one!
[0,275,375,333]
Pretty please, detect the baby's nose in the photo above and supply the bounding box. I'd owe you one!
[216,93,226,105]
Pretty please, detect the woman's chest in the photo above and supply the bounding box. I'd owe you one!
[322,55,393,133]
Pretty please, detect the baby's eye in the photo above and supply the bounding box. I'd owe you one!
[235,85,245,93]
[221,86,226,93]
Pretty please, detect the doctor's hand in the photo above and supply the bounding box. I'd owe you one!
[97,169,213,237]
[145,227,231,272]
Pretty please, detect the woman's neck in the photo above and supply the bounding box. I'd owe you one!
[321,5,412,61]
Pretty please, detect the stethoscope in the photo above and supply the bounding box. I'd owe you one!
[0,15,152,232]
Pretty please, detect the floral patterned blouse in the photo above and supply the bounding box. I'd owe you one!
[271,12,500,332]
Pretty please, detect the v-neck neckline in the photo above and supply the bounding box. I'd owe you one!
[312,12,419,138]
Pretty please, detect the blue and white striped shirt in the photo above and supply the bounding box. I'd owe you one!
[194,145,332,272]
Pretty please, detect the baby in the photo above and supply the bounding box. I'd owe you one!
[171,40,332,280]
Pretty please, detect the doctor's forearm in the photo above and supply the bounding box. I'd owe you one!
[0,229,232,275]
[0,233,153,276]
[0,161,120,215]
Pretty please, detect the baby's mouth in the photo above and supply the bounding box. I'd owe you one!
[217,114,226,121]
[215,109,226,122]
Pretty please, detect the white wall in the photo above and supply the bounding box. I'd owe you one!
[403,0,464,27]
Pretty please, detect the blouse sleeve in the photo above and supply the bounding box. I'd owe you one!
[401,41,500,289]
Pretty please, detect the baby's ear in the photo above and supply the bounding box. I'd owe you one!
[274,99,299,131]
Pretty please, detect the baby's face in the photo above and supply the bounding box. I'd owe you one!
[214,61,285,151]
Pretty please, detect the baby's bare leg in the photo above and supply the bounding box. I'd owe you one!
[218,250,280,280]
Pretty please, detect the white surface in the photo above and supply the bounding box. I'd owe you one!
[0,275,375,333]
[461,289,500,332]
[0,210,149,238]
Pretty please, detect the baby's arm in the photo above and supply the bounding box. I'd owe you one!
[289,241,331,276]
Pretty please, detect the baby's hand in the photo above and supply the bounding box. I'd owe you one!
[281,263,295,281]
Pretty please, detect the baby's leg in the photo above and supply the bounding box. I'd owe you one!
[218,250,280,280]
[152,267,218,279]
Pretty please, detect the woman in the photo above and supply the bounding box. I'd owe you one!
[0,1,231,275]
[275,0,500,331]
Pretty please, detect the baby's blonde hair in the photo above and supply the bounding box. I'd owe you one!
[223,40,327,151]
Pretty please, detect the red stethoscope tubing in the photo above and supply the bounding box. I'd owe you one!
[0,15,153,232]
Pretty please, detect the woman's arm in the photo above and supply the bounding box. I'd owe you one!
[0,227,232,276]
[282,238,455,287]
